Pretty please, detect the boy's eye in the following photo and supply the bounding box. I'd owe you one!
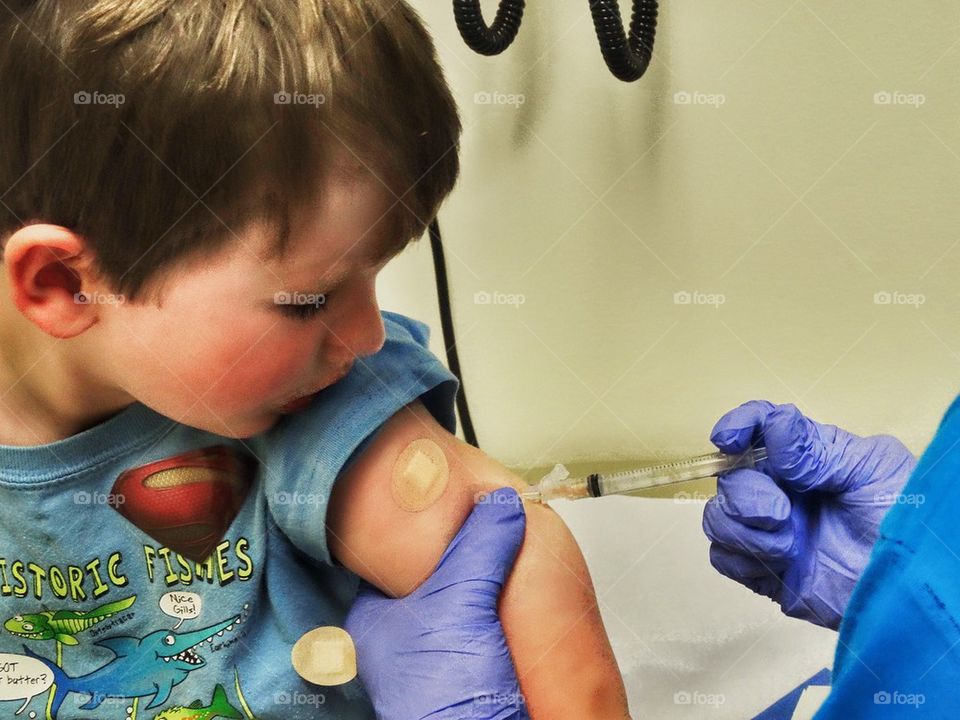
[279,296,329,321]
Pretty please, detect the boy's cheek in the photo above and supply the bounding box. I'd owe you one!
[112,345,304,436]
[126,327,307,407]
[110,302,311,386]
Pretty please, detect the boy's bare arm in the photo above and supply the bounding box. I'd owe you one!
[326,399,630,719]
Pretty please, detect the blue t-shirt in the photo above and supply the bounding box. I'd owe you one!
[816,394,960,718]
[0,310,459,720]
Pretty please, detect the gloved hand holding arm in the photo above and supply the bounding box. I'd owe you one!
[345,486,530,720]
[333,399,629,720]
[702,400,916,630]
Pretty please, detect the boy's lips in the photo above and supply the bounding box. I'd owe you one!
[279,393,320,413]
[279,365,352,413]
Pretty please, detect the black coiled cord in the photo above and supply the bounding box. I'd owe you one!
[589,0,657,81]
[453,0,658,82]
[452,0,525,56]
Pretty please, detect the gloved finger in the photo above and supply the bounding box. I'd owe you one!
[420,486,527,595]
[710,400,778,453]
[743,574,784,599]
[353,577,387,600]
[709,544,785,598]
[762,403,846,494]
[345,579,405,645]
[716,469,791,530]
[703,495,796,560]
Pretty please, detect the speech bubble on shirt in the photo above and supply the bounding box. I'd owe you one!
[0,653,54,713]
[160,591,202,629]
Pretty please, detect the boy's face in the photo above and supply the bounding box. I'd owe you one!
[96,160,401,439]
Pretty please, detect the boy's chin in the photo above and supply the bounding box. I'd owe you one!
[172,409,281,439]
[230,412,285,438]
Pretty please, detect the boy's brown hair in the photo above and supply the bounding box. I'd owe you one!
[0,0,461,302]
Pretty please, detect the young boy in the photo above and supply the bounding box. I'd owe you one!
[0,1,629,718]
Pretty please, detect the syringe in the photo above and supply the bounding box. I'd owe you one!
[521,447,768,503]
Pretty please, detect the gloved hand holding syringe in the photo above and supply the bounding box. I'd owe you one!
[522,447,769,503]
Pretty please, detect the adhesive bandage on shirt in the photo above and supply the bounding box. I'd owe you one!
[291,626,357,685]
[391,438,449,512]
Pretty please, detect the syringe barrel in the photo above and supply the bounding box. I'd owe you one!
[596,447,767,497]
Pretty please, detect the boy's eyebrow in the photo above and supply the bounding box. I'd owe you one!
[297,231,408,293]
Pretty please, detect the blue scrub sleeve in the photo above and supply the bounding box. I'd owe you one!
[815,395,960,717]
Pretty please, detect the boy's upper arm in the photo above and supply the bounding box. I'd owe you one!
[251,310,461,567]
[326,398,525,598]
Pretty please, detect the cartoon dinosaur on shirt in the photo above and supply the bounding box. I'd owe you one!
[152,683,242,720]
[22,613,241,719]
[4,595,136,645]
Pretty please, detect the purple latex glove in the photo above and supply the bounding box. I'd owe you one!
[702,400,916,630]
[345,486,530,720]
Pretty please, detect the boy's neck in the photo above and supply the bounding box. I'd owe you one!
[0,302,133,447]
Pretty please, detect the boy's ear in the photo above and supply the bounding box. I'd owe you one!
[2,224,104,339]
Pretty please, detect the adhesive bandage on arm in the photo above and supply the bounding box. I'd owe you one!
[390,438,449,512]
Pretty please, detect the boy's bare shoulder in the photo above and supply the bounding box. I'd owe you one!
[325,398,525,598]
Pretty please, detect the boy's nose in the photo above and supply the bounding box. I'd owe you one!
[328,312,385,364]
[355,314,386,358]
